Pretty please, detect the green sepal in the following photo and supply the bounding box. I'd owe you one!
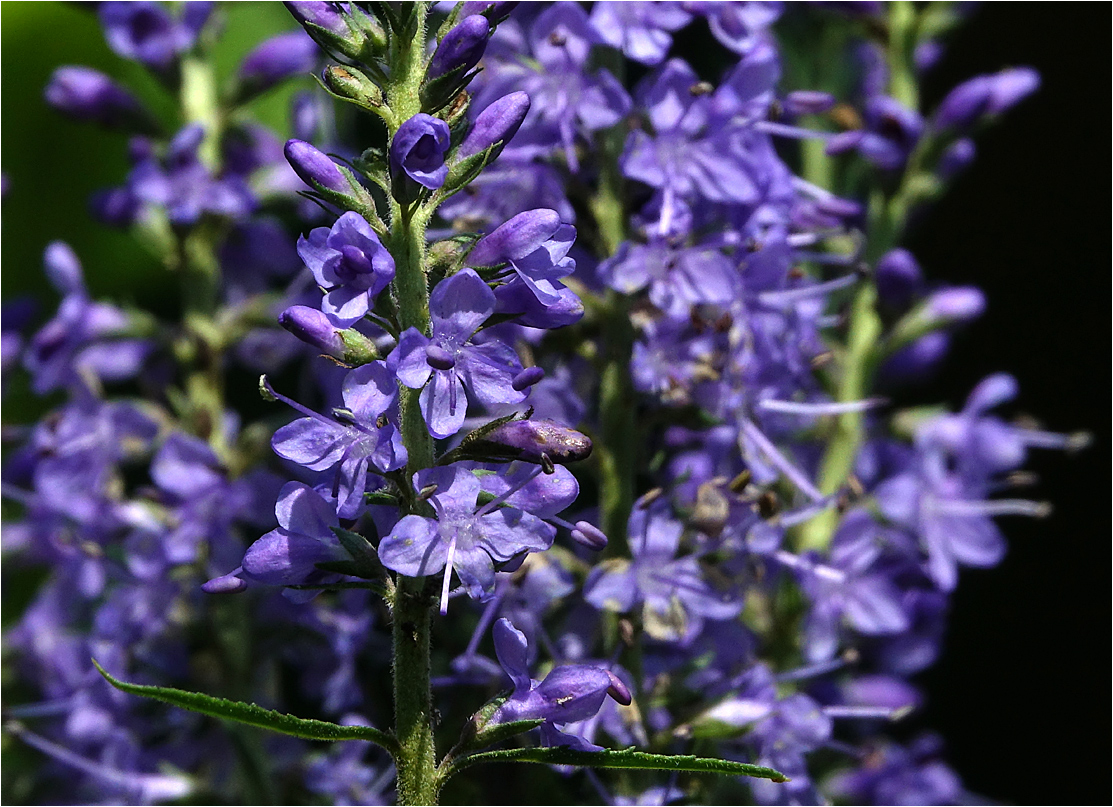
[364,490,400,506]
[92,660,399,755]
[420,66,480,116]
[438,142,497,201]
[332,526,380,565]
[442,745,788,783]
[469,718,546,751]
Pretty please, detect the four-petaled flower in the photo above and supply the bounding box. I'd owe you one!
[395,268,526,439]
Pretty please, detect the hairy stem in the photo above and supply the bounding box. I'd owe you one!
[382,6,439,805]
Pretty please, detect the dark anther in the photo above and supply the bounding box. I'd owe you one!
[757,491,779,519]
[548,31,566,46]
[728,469,752,494]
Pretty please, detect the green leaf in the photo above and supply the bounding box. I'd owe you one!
[444,746,788,783]
[92,660,399,755]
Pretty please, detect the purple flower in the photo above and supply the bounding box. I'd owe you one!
[129,124,256,225]
[584,494,741,643]
[487,617,630,751]
[242,482,346,587]
[23,243,150,394]
[297,211,396,327]
[459,91,531,160]
[469,209,578,309]
[934,67,1040,131]
[99,2,211,71]
[589,2,692,65]
[285,138,351,195]
[377,465,555,609]
[238,31,320,97]
[395,268,525,439]
[44,67,151,131]
[269,362,407,518]
[429,15,491,79]
[390,114,451,192]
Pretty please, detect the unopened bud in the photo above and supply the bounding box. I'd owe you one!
[783,90,836,116]
[511,366,545,391]
[925,286,986,324]
[323,65,383,110]
[202,571,247,594]
[459,91,531,160]
[238,31,319,99]
[45,66,154,132]
[605,671,632,706]
[280,305,345,355]
[492,419,591,464]
[469,208,560,266]
[284,139,350,195]
[429,15,490,79]
[570,521,608,551]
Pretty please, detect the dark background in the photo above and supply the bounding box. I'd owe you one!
[900,5,1108,805]
[2,3,1108,805]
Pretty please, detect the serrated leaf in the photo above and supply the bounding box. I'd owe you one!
[444,745,788,782]
[93,660,398,754]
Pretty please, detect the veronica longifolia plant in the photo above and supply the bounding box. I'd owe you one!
[3,2,1089,805]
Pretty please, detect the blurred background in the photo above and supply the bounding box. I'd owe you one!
[1,3,1106,804]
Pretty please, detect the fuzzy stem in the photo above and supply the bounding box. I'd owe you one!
[382,5,439,805]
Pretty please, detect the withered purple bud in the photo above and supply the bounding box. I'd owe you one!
[477,418,592,465]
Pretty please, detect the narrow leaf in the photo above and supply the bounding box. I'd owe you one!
[446,746,788,782]
[93,660,398,755]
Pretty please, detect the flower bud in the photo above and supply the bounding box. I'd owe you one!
[938,137,976,181]
[934,76,993,131]
[925,286,986,324]
[429,15,491,79]
[279,305,345,355]
[202,571,248,594]
[323,65,383,110]
[284,138,350,194]
[459,1,519,25]
[570,521,608,551]
[468,208,560,266]
[875,249,923,309]
[45,67,153,131]
[511,365,544,391]
[477,419,593,465]
[605,671,632,706]
[284,1,385,61]
[458,91,531,160]
[238,31,319,99]
[783,90,835,116]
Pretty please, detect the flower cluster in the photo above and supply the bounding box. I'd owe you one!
[3,3,1084,806]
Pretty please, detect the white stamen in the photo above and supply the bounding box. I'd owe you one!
[440,535,458,615]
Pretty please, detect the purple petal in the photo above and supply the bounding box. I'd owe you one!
[378,515,446,577]
[429,268,495,342]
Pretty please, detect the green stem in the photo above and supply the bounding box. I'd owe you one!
[392,576,437,806]
[795,1,920,552]
[382,7,439,805]
[589,129,634,554]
